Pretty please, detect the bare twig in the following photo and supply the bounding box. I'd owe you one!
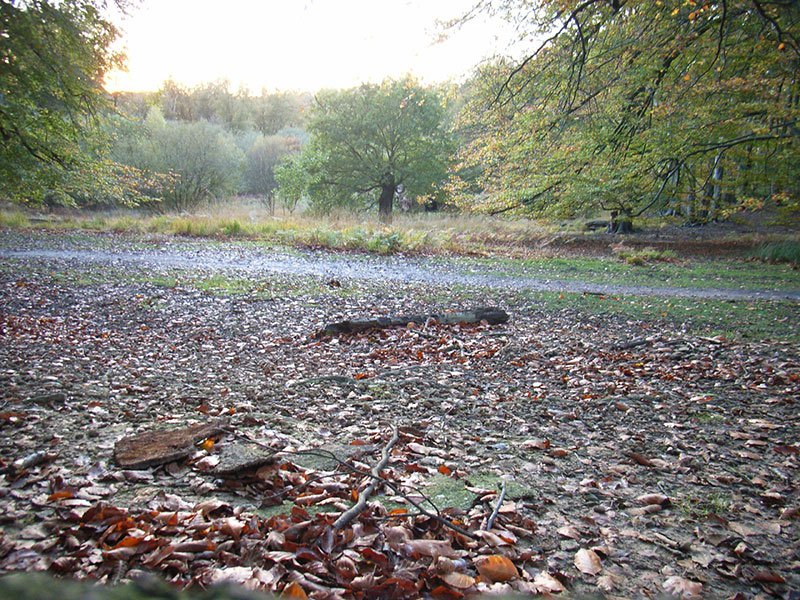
[333,426,400,530]
[225,428,480,540]
[484,480,507,531]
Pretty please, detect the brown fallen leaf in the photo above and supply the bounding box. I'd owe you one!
[662,575,702,598]
[400,539,460,558]
[636,493,670,506]
[474,554,518,582]
[556,524,581,540]
[574,548,602,576]
[441,572,476,589]
[533,571,565,593]
[749,570,786,584]
[520,439,550,450]
[628,452,655,467]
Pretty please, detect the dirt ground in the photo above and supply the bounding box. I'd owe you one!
[0,231,798,599]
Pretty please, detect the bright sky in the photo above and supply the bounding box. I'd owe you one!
[105,0,519,93]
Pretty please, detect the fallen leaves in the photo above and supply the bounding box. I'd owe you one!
[662,575,703,598]
[574,548,603,576]
[473,554,518,582]
[1,233,799,599]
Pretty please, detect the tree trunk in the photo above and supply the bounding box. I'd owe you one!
[607,210,634,234]
[378,173,395,224]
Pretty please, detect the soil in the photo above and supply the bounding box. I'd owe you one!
[0,230,798,599]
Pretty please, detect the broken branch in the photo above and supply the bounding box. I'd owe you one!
[484,480,508,531]
[333,426,400,530]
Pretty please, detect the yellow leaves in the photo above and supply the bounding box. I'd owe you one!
[778,42,786,51]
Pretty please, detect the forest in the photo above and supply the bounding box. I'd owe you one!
[2,0,799,231]
[0,1,799,599]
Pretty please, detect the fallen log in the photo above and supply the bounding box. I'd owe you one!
[315,307,509,338]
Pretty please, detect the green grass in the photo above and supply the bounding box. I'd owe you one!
[525,290,799,343]
[457,254,800,292]
[752,240,800,267]
[678,491,731,519]
[0,210,30,228]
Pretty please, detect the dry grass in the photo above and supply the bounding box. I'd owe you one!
[1,198,558,256]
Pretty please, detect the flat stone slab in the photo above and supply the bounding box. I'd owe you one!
[114,420,227,469]
[214,442,274,476]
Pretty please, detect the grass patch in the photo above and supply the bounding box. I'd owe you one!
[525,291,800,343]
[678,492,731,519]
[611,244,677,265]
[0,211,30,228]
[460,254,800,292]
[752,240,800,267]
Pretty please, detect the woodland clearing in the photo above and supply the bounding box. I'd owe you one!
[0,230,798,599]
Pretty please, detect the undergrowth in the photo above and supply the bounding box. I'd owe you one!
[752,241,800,267]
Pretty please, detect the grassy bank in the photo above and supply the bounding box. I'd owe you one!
[0,206,554,256]
[3,202,797,260]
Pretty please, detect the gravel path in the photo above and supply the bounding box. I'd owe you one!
[1,234,798,302]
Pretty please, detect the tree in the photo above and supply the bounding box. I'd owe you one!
[252,91,305,136]
[293,78,454,223]
[112,109,244,212]
[453,1,800,228]
[0,0,123,203]
[243,135,298,213]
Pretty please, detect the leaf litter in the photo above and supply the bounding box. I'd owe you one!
[0,233,798,599]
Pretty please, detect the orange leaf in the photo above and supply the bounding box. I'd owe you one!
[354,373,370,380]
[388,508,410,516]
[200,438,215,451]
[47,490,74,502]
[438,464,452,475]
[113,536,143,549]
[431,585,464,599]
[474,555,518,582]
[282,582,308,600]
[351,489,359,502]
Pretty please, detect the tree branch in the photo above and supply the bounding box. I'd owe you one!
[333,426,399,530]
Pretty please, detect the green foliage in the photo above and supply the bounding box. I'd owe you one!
[243,135,298,212]
[112,109,244,211]
[153,79,307,135]
[752,241,800,266]
[290,77,455,222]
[0,0,124,204]
[455,1,800,225]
